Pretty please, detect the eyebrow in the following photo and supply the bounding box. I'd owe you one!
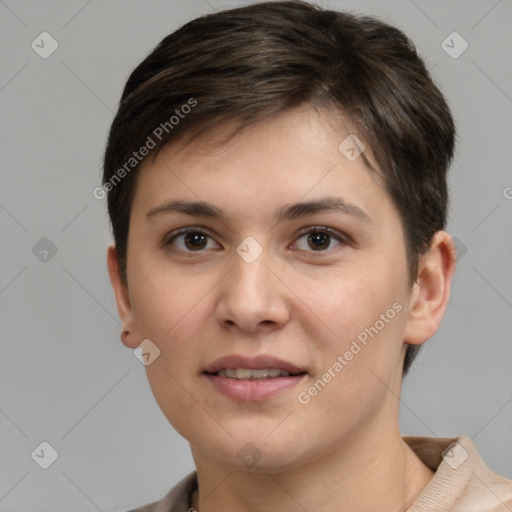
[146,200,226,220]
[146,197,372,224]
[277,197,371,223]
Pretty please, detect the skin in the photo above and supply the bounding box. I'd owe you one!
[108,106,456,511]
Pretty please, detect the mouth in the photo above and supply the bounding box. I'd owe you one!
[203,354,307,377]
[203,355,308,401]
[206,368,306,379]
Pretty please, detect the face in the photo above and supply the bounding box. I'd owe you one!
[113,107,420,471]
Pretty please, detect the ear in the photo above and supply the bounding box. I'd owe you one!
[107,244,139,348]
[403,231,457,345]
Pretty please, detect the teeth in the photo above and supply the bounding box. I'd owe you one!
[235,368,252,379]
[250,369,268,378]
[216,368,296,379]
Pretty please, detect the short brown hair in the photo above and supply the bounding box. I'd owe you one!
[102,0,455,375]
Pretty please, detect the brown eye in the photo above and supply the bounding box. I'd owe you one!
[292,227,345,252]
[183,232,208,250]
[307,231,331,250]
[166,229,219,252]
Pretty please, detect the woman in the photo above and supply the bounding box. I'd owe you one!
[102,2,512,510]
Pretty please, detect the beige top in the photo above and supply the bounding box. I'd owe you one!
[127,436,512,512]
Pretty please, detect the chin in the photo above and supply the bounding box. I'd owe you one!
[196,433,313,474]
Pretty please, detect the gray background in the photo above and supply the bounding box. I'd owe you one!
[1,0,511,511]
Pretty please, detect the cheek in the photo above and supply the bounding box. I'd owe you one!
[303,265,402,344]
[132,268,214,436]
[129,252,211,339]
[294,261,407,400]
[294,297,406,442]
[127,259,221,403]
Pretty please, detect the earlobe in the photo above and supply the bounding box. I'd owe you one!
[107,245,139,348]
[403,231,457,346]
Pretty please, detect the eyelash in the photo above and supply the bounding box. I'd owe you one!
[164,226,349,254]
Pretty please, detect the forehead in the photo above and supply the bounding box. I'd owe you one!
[131,107,393,225]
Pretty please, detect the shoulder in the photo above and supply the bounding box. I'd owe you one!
[125,501,160,512]
[126,471,197,512]
[404,435,512,511]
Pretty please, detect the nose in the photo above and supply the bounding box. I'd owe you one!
[214,246,291,334]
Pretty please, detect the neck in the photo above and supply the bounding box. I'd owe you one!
[190,424,434,512]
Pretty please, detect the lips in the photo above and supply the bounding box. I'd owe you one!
[203,354,308,400]
[203,354,306,375]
